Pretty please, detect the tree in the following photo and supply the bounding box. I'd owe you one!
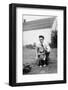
[50,30,57,48]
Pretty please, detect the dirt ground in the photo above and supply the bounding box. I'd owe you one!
[23,47,57,75]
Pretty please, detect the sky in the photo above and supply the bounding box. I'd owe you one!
[23,14,55,22]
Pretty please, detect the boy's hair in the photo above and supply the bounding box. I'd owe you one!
[39,35,44,39]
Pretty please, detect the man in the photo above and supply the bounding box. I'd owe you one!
[36,35,50,67]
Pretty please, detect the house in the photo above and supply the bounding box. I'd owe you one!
[23,15,57,45]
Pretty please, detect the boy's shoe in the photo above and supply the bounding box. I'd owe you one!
[43,64,46,67]
[39,65,42,67]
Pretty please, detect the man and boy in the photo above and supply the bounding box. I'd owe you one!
[36,35,50,67]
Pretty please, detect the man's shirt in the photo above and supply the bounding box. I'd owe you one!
[35,41,50,59]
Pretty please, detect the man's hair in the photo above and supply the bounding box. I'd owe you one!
[39,35,44,39]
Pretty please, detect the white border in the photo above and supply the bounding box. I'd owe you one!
[16,7,64,83]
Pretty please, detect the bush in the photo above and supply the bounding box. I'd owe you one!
[25,44,35,49]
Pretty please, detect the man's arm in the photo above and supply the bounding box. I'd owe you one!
[47,44,50,52]
[44,42,51,52]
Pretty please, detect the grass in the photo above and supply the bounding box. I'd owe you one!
[23,47,57,75]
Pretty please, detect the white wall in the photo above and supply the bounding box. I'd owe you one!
[23,28,51,45]
[0,0,68,90]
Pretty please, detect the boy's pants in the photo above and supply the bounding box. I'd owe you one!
[38,52,50,66]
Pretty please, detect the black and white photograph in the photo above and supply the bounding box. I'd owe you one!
[9,3,66,86]
[23,15,57,75]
